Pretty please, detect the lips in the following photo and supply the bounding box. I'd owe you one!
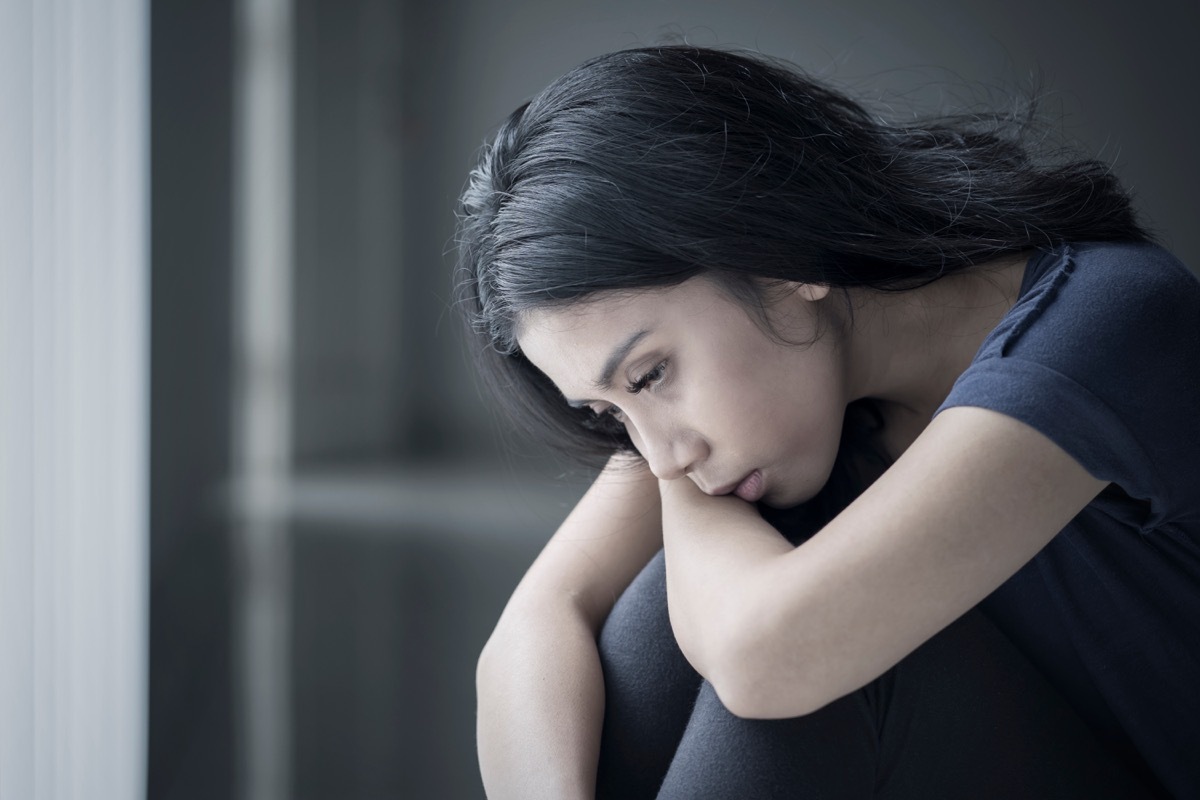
[707,470,765,502]
[733,470,765,502]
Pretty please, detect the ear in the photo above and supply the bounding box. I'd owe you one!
[793,282,830,302]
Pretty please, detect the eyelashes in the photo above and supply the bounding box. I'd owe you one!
[598,359,669,423]
[576,358,672,430]
[625,359,668,395]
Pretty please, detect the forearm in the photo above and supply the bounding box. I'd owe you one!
[477,456,662,798]
[658,479,795,709]
[660,410,1108,720]
[477,598,604,800]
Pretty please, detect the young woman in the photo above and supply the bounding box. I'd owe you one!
[457,46,1199,799]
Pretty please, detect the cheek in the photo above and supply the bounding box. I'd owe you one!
[682,358,803,447]
[735,351,831,426]
[751,350,846,463]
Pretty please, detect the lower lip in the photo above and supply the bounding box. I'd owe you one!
[733,470,765,502]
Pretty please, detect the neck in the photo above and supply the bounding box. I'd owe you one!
[841,251,1032,455]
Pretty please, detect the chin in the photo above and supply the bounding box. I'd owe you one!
[759,475,826,510]
[758,488,802,510]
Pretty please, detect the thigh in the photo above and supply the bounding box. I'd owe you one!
[596,550,703,800]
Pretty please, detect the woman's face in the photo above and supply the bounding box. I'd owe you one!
[516,276,850,508]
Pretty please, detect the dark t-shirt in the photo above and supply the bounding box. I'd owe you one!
[935,240,1200,797]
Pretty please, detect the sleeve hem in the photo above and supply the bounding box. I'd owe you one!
[935,356,1165,522]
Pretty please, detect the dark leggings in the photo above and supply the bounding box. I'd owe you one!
[595,550,1154,799]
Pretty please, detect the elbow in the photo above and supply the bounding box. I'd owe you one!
[707,647,832,720]
[475,628,504,693]
[701,609,837,720]
[475,609,527,692]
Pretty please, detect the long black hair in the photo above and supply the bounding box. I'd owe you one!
[454,45,1149,517]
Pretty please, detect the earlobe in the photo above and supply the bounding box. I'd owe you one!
[794,282,830,302]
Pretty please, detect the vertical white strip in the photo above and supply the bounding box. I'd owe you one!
[107,1,150,795]
[0,1,36,796]
[232,0,294,798]
[0,1,148,799]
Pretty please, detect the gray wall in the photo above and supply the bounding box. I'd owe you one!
[150,2,236,797]
[151,1,1198,798]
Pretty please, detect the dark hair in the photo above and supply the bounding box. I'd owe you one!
[454,45,1149,514]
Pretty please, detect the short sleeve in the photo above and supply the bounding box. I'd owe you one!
[936,242,1200,525]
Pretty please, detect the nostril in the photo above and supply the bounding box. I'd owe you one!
[649,459,686,482]
[638,425,706,482]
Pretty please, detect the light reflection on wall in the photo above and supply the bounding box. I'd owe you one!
[230,0,294,798]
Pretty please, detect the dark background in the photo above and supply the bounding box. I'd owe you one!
[149,1,1199,797]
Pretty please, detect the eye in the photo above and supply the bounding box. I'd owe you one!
[581,359,668,429]
[601,405,627,423]
[578,403,627,433]
[626,359,668,394]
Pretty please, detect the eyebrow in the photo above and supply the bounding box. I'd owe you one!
[564,328,651,408]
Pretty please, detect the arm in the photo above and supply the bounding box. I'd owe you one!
[476,455,662,799]
[659,406,1106,718]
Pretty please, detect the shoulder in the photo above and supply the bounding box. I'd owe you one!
[955,239,1200,378]
[1066,239,1197,288]
[1000,240,1199,361]
[1027,240,1197,294]
[940,240,1200,518]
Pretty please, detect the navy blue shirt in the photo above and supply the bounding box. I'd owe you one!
[936,241,1200,797]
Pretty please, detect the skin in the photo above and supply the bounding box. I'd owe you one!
[514,255,1108,717]
[475,455,661,799]
[518,278,849,508]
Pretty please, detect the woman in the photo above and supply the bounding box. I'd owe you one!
[457,46,1199,798]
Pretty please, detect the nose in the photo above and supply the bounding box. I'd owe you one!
[634,421,708,481]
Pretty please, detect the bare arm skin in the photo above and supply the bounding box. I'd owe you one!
[476,456,662,799]
[659,406,1107,719]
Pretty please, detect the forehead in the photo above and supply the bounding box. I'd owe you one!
[515,288,665,381]
[517,278,723,349]
[519,289,656,342]
[514,277,753,391]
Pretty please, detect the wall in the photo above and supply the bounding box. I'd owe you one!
[148,1,1199,797]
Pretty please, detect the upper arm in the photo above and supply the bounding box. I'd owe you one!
[728,244,1199,717]
[948,244,1200,518]
[500,454,663,633]
[733,406,1106,717]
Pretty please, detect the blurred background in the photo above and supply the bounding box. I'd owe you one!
[150,0,1200,798]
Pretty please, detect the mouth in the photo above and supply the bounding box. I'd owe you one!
[708,470,766,503]
[733,470,766,502]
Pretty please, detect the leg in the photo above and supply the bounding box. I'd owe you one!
[873,609,1155,799]
[658,680,878,800]
[656,608,1155,799]
[595,550,702,800]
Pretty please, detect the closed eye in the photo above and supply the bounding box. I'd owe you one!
[604,405,627,422]
[626,359,668,394]
[579,359,669,425]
